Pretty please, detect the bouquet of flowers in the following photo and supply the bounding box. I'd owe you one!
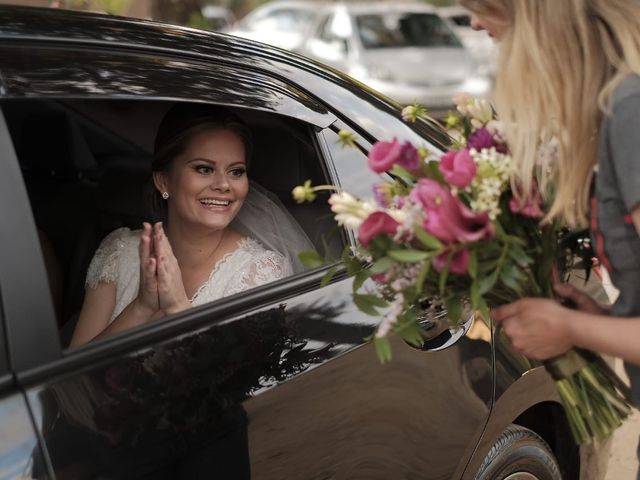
[292,96,633,445]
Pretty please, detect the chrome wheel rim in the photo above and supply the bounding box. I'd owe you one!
[504,473,539,480]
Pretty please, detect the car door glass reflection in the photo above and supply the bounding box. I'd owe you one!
[42,303,340,479]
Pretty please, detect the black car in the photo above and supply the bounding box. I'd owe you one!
[0,6,583,480]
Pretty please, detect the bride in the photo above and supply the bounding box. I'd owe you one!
[71,103,313,347]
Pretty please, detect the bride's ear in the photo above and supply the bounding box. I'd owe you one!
[153,171,168,195]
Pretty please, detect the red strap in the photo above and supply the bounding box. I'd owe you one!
[590,196,613,273]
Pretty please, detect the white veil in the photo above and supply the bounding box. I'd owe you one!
[231,181,316,274]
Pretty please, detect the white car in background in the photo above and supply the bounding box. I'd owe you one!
[438,5,498,76]
[298,2,492,117]
[225,0,319,51]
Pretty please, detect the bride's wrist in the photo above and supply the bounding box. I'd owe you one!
[164,299,191,315]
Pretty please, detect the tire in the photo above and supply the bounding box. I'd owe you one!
[474,424,562,480]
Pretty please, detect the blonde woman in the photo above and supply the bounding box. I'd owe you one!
[459,0,640,464]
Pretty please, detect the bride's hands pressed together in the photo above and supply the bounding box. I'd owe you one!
[154,223,190,315]
[136,222,161,316]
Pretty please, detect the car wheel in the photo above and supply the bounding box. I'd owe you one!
[474,424,561,480]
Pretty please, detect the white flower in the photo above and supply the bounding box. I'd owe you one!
[329,192,375,229]
[376,292,405,338]
[401,103,428,123]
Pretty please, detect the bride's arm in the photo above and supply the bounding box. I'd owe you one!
[70,223,161,347]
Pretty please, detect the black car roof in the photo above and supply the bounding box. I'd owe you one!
[0,5,450,148]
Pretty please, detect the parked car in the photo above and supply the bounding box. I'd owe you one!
[0,5,585,480]
[438,5,498,76]
[200,5,236,32]
[225,0,319,51]
[297,2,492,117]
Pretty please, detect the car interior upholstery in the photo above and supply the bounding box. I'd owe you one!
[2,99,342,345]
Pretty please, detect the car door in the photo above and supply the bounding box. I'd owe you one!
[0,110,52,480]
[0,35,493,480]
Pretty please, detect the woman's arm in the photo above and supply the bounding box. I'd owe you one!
[70,223,161,347]
[492,298,640,366]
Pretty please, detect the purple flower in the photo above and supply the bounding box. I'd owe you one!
[439,149,477,188]
[468,127,508,154]
[368,139,420,173]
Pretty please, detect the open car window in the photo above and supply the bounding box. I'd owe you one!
[1,98,343,350]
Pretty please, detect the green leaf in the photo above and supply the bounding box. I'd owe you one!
[500,264,522,292]
[439,254,452,296]
[507,245,534,266]
[414,227,443,251]
[353,293,381,316]
[298,250,325,269]
[395,318,424,347]
[479,269,499,295]
[388,249,430,262]
[390,164,416,182]
[477,297,491,328]
[446,295,463,326]
[353,270,369,292]
[471,279,481,310]
[416,259,431,293]
[320,266,338,287]
[374,336,392,363]
[370,256,394,273]
[469,250,478,279]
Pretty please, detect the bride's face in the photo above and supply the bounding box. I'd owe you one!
[155,127,249,232]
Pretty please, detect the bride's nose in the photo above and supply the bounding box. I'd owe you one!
[209,172,230,191]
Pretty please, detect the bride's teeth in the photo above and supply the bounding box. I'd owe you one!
[201,199,230,206]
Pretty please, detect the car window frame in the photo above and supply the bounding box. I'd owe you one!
[0,42,346,383]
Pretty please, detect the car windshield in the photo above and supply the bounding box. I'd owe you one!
[355,13,462,49]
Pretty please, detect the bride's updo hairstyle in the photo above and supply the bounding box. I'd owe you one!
[149,103,253,222]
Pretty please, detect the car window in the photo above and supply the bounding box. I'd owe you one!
[1,98,342,350]
[356,13,462,49]
[320,127,381,201]
[449,14,471,27]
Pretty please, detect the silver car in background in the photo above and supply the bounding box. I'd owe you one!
[299,2,491,116]
[226,0,319,51]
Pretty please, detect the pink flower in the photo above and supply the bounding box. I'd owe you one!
[358,211,401,247]
[433,249,470,274]
[410,178,494,243]
[368,139,420,174]
[439,148,477,188]
[509,181,544,219]
[509,196,544,218]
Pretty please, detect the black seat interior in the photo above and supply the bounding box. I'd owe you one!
[3,99,343,342]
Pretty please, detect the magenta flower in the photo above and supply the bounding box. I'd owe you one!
[368,139,420,173]
[439,148,477,188]
[358,211,401,247]
[410,178,494,243]
[373,184,391,208]
[509,195,544,219]
[433,249,470,274]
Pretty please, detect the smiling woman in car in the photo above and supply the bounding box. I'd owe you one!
[70,104,302,347]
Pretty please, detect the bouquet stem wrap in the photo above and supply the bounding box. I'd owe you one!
[545,349,634,444]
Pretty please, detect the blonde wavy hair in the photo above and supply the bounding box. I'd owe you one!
[461,0,640,227]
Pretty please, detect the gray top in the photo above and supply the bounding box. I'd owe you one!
[593,74,640,400]
[593,74,640,318]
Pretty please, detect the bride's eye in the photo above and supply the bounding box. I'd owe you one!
[228,166,246,178]
[194,164,214,175]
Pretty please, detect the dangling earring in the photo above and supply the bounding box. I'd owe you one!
[162,191,169,200]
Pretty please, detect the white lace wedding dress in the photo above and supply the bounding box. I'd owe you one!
[86,227,293,323]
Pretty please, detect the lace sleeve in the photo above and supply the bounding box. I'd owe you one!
[85,228,131,289]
